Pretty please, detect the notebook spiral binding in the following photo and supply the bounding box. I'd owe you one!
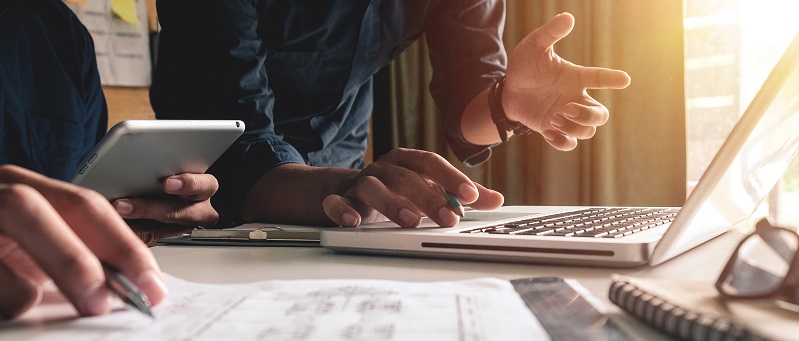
[608,280,771,341]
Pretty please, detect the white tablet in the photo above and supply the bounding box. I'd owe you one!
[70,120,245,200]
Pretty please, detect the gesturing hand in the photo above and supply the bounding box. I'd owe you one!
[322,148,504,228]
[504,12,631,151]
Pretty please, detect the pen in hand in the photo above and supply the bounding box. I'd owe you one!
[441,188,466,218]
[101,262,154,318]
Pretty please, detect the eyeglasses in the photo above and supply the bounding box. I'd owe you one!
[716,218,799,307]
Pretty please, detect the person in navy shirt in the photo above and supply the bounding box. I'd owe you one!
[1,0,209,318]
[1,0,220,227]
[152,1,631,229]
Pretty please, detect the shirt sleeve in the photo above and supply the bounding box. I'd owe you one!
[150,0,304,226]
[425,0,507,166]
[78,17,108,145]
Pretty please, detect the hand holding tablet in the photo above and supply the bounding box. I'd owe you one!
[71,120,244,200]
[70,120,244,227]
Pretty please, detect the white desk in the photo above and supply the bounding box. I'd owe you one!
[151,229,746,340]
[0,229,745,340]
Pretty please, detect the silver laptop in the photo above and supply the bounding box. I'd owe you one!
[321,32,799,267]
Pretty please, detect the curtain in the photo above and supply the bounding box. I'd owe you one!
[385,0,687,206]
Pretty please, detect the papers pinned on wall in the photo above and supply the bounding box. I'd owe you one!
[64,0,151,87]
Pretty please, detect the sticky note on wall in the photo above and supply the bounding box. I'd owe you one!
[64,0,151,86]
[111,0,140,24]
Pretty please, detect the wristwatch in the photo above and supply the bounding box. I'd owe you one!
[488,76,532,142]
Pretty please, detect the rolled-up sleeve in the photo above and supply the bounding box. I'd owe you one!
[425,0,507,166]
[151,0,304,226]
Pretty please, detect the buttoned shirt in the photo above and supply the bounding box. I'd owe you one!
[0,0,107,181]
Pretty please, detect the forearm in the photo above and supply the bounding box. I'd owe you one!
[462,75,542,147]
[241,163,360,225]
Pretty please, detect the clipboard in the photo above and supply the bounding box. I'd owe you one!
[157,225,321,247]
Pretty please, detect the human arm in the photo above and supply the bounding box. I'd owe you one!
[243,148,504,228]
[460,12,631,150]
[152,1,503,227]
[0,165,167,319]
[151,0,303,226]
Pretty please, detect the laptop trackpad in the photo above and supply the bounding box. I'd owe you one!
[460,210,540,222]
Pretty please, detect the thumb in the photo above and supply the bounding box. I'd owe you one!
[531,12,575,49]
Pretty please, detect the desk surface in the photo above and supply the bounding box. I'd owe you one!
[151,229,746,340]
[2,227,746,340]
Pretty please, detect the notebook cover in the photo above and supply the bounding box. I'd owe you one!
[609,275,797,341]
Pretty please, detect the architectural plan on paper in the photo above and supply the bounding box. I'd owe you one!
[16,274,548,341]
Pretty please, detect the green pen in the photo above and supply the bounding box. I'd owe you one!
[441,187,466,218]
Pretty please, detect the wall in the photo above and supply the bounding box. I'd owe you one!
[103,87,154,129]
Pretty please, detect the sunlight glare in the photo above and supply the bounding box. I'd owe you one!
[739,0,799,107]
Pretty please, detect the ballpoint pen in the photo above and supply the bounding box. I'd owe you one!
[101,262,154,318]
[441,188,466,218]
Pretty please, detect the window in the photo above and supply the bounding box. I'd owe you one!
[685,0,799,228]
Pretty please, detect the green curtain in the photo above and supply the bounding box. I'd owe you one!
[386,0,686,206]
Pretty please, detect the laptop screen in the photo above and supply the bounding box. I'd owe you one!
[652,32,799,264]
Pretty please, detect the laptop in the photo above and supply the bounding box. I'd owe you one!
[320,31,799,267]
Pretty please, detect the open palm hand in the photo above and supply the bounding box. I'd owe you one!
[504,13,631,151]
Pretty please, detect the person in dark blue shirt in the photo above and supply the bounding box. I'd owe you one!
[0,0,166,319]
[1,0,219,227]
[151,1,631,229]
[0,0,216,318]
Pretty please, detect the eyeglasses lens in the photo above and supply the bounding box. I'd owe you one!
[721,229,798,296]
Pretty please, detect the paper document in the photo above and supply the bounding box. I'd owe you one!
[16,274,548,341]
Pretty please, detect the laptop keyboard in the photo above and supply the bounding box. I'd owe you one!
[461,207,680,239]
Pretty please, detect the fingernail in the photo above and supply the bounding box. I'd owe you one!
[80,283,113,316]
[341,213,359,227]
[439,207,459,227]
[399,208,420,227]
[115,200,133,215]
[459,183,478,202]
[136,270,168,305]
[551,115,565,128]
[165,178,183,192]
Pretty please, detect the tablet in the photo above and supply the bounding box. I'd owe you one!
[70,120,245,200]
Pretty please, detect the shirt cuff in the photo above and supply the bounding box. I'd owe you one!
[443,128,500,167]
[209,138,305,227]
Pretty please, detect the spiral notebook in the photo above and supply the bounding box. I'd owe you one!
[609,275,798,341]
